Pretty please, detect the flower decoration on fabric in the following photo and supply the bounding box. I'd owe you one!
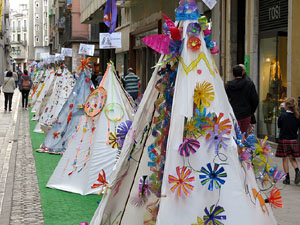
[131,176,151,207]
[187,22,201,37]
[188,36,201,51]
[168,166,195,196]
[207,125,230,154]
[53,132,60,139]
[203,205,227,225]
[202,113,232,139]
[193,81,215,108]
[199,163,227,191]
[108,132,119,149]
[184,118,200,139]
[195,105,211,131]
[272,169,286,183]
[266,187,283,208]
[116,120,132,140]
[239,148,253,170]
[178,138,200,157]
[91,169,108,189]
[78,57,91,72]
[191,217,205,225]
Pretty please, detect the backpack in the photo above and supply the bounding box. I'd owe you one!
[22,79,30,90]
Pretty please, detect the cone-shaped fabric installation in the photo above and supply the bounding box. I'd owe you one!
[47,63,134,195]
[90,4,280,225]
[40,71,93,154]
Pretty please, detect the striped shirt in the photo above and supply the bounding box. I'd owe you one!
[123,73,140,94]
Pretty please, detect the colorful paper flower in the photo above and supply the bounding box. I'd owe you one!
[184,118,200,139]
[193,81,215,108]
[187,22,201,36]
[207,125,230,154]
[168,166,195,196]
[188,36,201,51]
[178,138,200,157]
[91,169,108,189]
[199,163,227,191]
[191,217,205,225]
[116,120,133,140]
[195,105,211,128]
[202,113,231,139]
[272,170,286,183]
[131,176,151,207]
[239,148,253,170]
[203,205,226,225]
[78,57,91,72]
[53,132,60,139]
[108,132,119,149]
[266,187,283,208]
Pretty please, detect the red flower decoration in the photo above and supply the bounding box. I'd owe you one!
[90,86,94,91]
[91,170,108,189]
[53,132,60,139]
[267,187,283,208]
[197,69,202,75]
[187,36,201,51]
[69,104,74,108]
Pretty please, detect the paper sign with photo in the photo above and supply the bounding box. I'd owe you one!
[202,0,217,10]
[61,47,73,57]
[99,32,122,49]
[79,44,95,56]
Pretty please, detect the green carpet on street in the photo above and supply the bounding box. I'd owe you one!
[29,109,101,225]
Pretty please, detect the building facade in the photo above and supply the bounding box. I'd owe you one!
[9,3,28,72]
[0,0,10,82]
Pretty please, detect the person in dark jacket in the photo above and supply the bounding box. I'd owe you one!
[225,65,259,133]
[18,70,33,109]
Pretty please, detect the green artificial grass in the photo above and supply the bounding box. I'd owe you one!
[29,109,101,225]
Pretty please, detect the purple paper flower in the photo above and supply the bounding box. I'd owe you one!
[203,205,226,225]
[207,125,230,154]
[187,22,201,36]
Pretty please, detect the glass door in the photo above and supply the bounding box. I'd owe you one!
[258,31,287,141]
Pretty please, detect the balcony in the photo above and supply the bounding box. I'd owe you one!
[23,27,27,32]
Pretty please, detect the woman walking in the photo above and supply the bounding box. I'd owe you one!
[18,70,32,109]
[276,97,300,184]
[2,71,15,111]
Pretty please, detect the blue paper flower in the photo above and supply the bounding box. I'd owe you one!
[194,105,211,129]
[203,205,226,225]
[199,163,227,191]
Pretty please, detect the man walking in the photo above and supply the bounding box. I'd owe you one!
[225,65,259,133]
[123,68,141,100]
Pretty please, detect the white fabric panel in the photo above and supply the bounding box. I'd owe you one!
[47,65,134,195]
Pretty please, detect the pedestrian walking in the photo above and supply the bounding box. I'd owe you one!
[13,71,18,88]
[18,70,33,109]
[122,68,141,100]
[225,65,258,134]
[2,71,15,111]
[275,97,300,185]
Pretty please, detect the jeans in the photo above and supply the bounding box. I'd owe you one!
[4,92,13,111]
[15,81,18,88]
[21,90,30,108]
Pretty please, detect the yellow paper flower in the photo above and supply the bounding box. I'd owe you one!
[193,81,215,108]
[191,217,205,225]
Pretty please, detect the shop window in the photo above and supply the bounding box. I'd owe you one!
[258,32,287,141]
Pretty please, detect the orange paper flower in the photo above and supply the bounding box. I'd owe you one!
[187,36,201,51]
[267,187,283,208]
[202,113,232,139]
[168,166,195,196]
[78,57,91,72]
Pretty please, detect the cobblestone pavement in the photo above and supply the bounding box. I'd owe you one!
[0,91,44,225]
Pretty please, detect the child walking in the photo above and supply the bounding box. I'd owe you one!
[276,97,300,184]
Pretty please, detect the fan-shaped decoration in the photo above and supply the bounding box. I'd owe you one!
[266,187,283,208]
[142,35,171,55]
[117,120,133,140]
[178,138,200,157]
[84,87,107,117]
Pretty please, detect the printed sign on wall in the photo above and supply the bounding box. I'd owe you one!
[99,32,122,49]
[79,44,95,56]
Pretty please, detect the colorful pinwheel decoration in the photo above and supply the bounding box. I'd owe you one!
[116,120,133,147]
[108,132,119,149]
[207,125,230,154]
[199,163,227,191]
[168,166,195,196]
[187,22,201,36]
[178,138,200,157]
[194,105,211,131]
[266,187,283,208]
[78,57,91,72]
[203,205,226,225]
[193,81,215,108]
[131,176,151,207]
[91,169,108,189]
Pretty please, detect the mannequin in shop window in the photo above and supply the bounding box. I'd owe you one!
[263,93,275,136]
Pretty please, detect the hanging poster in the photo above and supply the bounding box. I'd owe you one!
[61,47,73,57]
[99,32,122,49]
[79,44,95,56]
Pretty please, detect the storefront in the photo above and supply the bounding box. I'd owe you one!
[257,0,288,141]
